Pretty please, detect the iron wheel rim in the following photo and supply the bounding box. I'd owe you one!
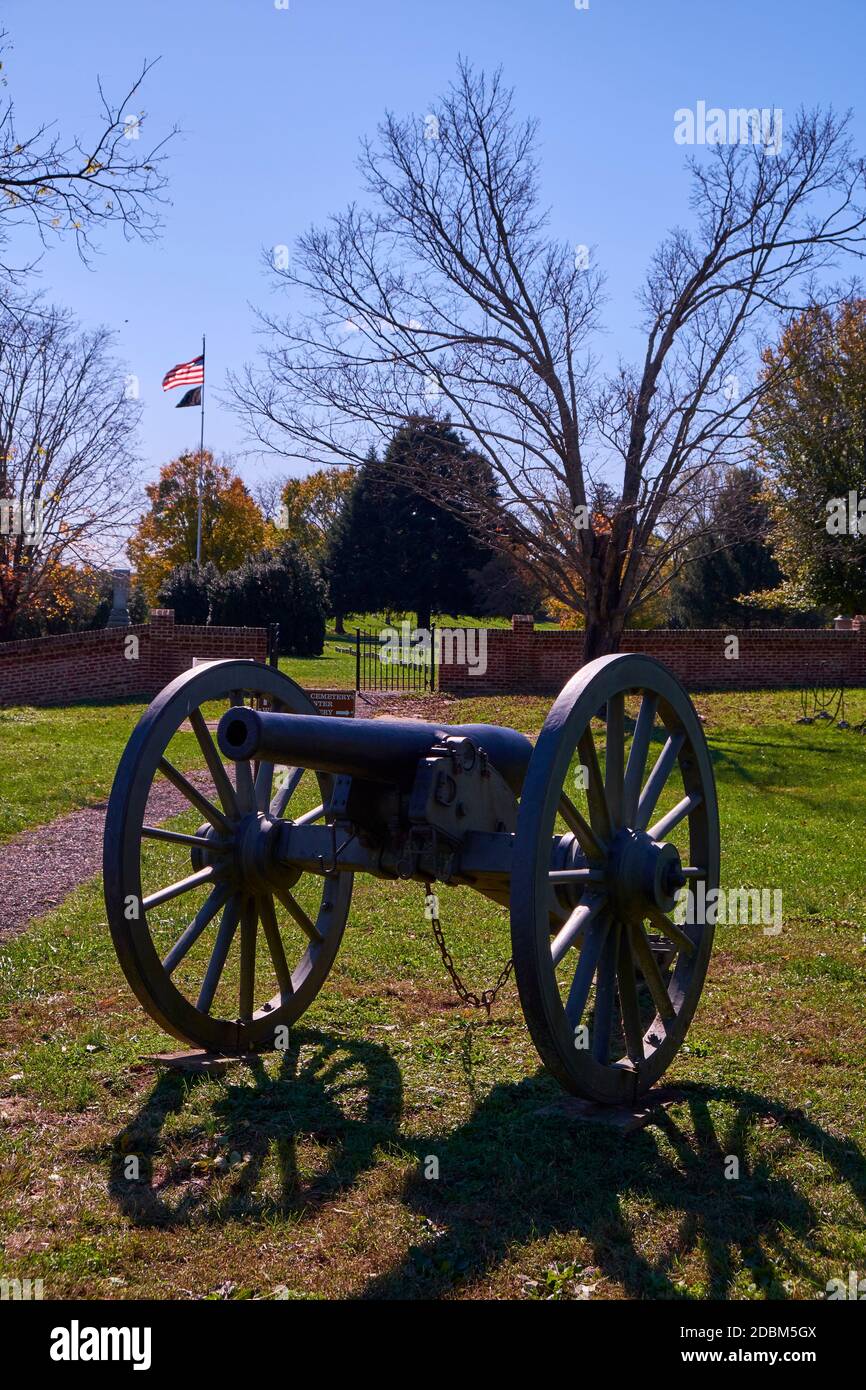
[510,653,720,1103]
[103,659,352,1052]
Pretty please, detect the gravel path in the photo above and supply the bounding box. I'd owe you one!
[0,695,455,942]
[0,772,214,942]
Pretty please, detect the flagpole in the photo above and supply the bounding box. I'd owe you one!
[196,334,205,565]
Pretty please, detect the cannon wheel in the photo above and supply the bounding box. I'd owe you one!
[511,653,720,1104]
[103,659,352,1053]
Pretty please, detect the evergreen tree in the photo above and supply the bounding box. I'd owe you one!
[211,542,327,655]
[326,421,495,629]
[668,468,822,628]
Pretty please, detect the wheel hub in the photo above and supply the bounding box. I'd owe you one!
[190,814,298,892]
[606,828,685,923]
[190,821,230,872]
[237,812,283,889]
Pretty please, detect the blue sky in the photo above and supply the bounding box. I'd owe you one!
[4,0,866,502]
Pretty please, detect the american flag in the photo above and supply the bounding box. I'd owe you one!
[162,354,205,392]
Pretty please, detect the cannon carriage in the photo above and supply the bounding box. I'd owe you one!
[103,653,719,1104]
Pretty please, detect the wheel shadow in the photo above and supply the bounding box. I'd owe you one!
[359,1077,866,1299]
[107,1028,403,1227]
[106,1037,866,1299]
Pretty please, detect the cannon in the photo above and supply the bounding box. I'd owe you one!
[103,653,719,1104]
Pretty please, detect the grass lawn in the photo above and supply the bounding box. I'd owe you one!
[0,686,864,1299]
[0,629,467,838]
[0,641,353,841]
[0,610,557,840]
[0,703,149,841]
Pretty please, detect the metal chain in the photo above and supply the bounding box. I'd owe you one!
[424,885,513,1017]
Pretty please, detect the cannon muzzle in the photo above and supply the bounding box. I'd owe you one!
[217,707,532,795]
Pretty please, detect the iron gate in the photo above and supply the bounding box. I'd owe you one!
[355,626,437,692]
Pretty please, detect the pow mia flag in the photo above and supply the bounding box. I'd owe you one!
[175,386,202,408]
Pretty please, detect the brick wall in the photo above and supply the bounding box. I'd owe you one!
[0,609,268,707]
[438,614,866,694]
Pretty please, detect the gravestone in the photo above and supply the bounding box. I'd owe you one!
[105,569,131,628]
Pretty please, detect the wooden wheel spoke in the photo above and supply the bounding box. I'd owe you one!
[623,692,658,825]
[275,887,324,944]
[604,693,625,830]
[259,894,294,999]
[239,896,258,1020]
[157,757,231,834]
[255,761,276,813]
[163,885,230,974]
[270,766,304,818]
[508,655,719,1100]
[630,922,676,1020]
[564,915,610,1028]
[647,792,702,843]
[577,726,612,839]
[196,897,240,1013]
[591,921,620,1063]
[142,865,215,912]
[635,731,686,831]
[551,893,606,967]
[189,708,240,819]
[548,866,604,885]
[558,793,604,861]
[142,826,229,850]
[616,926,645,1064]
[234,759,257,815]
[646,904,696,957]
[105,662,353,1054]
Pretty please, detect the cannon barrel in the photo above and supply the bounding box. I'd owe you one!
[217,707,532,795]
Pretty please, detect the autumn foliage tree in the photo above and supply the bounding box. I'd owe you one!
[128,451,265,601]
[260,467,355,556]
[750,299,866,614]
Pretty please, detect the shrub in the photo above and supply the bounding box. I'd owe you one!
[156,562,219,625]
[210,543,326,655]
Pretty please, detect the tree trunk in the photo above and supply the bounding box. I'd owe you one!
[333,611,346,635]
[582,618,624,662]
[582,540,627,661]
[416,606,432,632]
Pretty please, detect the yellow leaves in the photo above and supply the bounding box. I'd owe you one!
[547,597,584,629]
[277,467,354,554]
[129,450,266,602]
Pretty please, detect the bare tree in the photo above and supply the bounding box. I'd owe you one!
[0,298,141,640]
[0,28,173,293]
[232,63,866,655]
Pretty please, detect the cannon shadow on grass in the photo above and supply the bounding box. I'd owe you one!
[106,1030,866,1300]
[359,1078,866,1300]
